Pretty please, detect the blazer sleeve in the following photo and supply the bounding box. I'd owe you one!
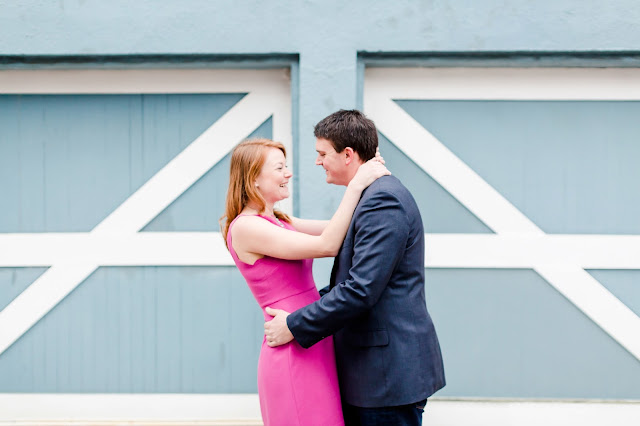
[287,189,410,348]
[318,284,331,297]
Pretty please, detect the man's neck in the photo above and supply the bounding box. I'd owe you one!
[343,160,365,186]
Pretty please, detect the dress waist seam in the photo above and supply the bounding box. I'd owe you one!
[261,287,318,309]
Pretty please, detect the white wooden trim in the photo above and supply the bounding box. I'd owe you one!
[0,69,290,94]
[0,232,231,267]
[2,232,640,269]
[0,69,291,355]
[364,67,640,362]
[365,67,640,100]
[92,91,274,234]
[270,74,294,216]
[0,394,638,426]
[425,234,640,269]
[368,96,541,234]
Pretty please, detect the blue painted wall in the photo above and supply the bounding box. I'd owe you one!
[2,0,640,215]
[1,0,640,399]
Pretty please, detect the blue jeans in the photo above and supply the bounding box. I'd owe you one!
[343,399,427,426]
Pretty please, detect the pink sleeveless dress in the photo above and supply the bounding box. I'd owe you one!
[227,215,344,426]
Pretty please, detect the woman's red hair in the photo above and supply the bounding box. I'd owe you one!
[220,138,291,248]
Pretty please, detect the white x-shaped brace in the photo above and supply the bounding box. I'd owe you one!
[0,84,291,356]
[1,68,639,364]
[363,75,640,363]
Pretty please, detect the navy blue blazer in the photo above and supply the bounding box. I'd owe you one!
[287,175,445,407]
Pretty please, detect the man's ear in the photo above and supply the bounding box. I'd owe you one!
[344,147,355,165]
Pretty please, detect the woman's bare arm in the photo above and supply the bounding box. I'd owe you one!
[286,149,385,237]
[289,217,328,236]
[231,159,389,263]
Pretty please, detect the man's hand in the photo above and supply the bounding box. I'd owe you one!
[264,307,294,347]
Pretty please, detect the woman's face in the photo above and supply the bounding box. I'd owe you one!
[255,147,292,204]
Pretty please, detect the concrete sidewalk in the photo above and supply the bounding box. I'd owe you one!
[1,395,640,425]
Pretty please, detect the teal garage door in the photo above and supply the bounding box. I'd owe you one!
[365,67,640,399]
[0,69,291,413]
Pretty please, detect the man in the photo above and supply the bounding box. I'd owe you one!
[265,109,445,425]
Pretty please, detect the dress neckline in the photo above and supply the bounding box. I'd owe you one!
[257,214,286,228]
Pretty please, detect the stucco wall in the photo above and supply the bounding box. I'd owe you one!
[2,0,640,215]
[2,0,640,405]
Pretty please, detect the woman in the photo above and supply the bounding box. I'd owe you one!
[221,138,388,426]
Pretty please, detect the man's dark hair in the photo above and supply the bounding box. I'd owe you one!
[314,109,378,161]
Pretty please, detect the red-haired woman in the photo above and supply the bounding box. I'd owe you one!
[221,138,388,426]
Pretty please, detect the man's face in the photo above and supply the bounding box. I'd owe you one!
[315,137,348,186]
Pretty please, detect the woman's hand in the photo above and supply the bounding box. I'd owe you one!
[374,146,385,164]
[350,149,391,191]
